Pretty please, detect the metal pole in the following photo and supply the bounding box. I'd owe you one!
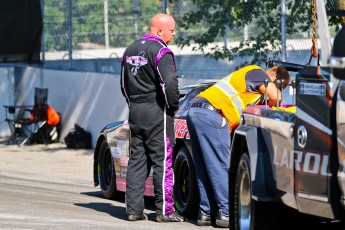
[281,0,287,62]
[316,0,335,91]
[224,25,229,49]
[67,0,72,65]
[162,0,167,13]
[133,0,138,40]
[243,25,249,40]
[40,0,45,63]
[104,0,109,48]
[316,0,331,65]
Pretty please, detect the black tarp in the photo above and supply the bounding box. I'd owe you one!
[0,0,42,63]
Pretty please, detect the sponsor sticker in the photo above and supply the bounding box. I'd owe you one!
[117,129,127,139]
[111,146,122,158]
[299,83,326,96]
[174,119,190,139]
[116,140,126,148]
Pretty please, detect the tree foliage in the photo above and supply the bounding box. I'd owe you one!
[43,0,344,64]
[173,0,312,67]
[328,0,345,29]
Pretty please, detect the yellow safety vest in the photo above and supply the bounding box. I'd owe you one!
[198,65,263,130]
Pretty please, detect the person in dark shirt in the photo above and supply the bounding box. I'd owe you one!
[120,13,182,223]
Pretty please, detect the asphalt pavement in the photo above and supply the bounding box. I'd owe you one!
[0,139,214,230]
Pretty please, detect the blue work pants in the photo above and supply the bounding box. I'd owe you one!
[186,106,230,216]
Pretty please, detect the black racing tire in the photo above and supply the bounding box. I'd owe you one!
[98,141,118,199]
[173,146,199,218]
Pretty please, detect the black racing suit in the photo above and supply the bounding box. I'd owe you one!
[120,33,179,216]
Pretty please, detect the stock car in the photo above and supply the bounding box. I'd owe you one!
[92,82,214,218]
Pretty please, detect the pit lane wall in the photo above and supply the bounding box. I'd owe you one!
[0,66,209,147]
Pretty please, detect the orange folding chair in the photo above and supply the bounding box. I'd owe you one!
[27,88,49,144]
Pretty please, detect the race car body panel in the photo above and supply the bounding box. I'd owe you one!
[93,121,155,197]
[337,81,345,209]
[294,67,337,219]
[236,106,297,208]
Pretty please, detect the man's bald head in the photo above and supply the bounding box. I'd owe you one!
[149,14,176,44]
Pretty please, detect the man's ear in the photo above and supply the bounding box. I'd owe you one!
[157,29,162,36]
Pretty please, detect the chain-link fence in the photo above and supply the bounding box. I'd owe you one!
[43,0,164,60]
[42,0,344,77]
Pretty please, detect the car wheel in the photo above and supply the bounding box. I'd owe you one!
[173,146,199,218]
[231,152,279,230]
[232,152,254,230]
[98,141,118,199]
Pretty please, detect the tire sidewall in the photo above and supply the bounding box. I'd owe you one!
[98,141,117,199]
[173,146,199,218]
[232,153,254,230]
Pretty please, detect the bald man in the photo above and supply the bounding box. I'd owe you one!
[120,14,182,222]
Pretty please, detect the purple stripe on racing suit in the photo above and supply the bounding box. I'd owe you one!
[156,47,176,109]
[164,134,175,214]
[141,33,176,71]
[154,47,176,71]
[142,34,177,110]
[141,33,164,43]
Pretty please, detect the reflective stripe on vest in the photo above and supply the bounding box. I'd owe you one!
[214,79,244,120]
[198,65,262,130]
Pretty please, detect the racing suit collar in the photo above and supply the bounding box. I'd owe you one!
[141,33,167,46]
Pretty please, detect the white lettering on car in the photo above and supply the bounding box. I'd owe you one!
[321,156,332,176]
[273,148,332,177]
[303,152,320,174]
[280,149,289,168]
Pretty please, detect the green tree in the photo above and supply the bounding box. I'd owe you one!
[44,0,69,51]
[328,0,345,28]
[173,0,313,67]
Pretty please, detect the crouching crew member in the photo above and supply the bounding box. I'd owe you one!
[186,65,290,227]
